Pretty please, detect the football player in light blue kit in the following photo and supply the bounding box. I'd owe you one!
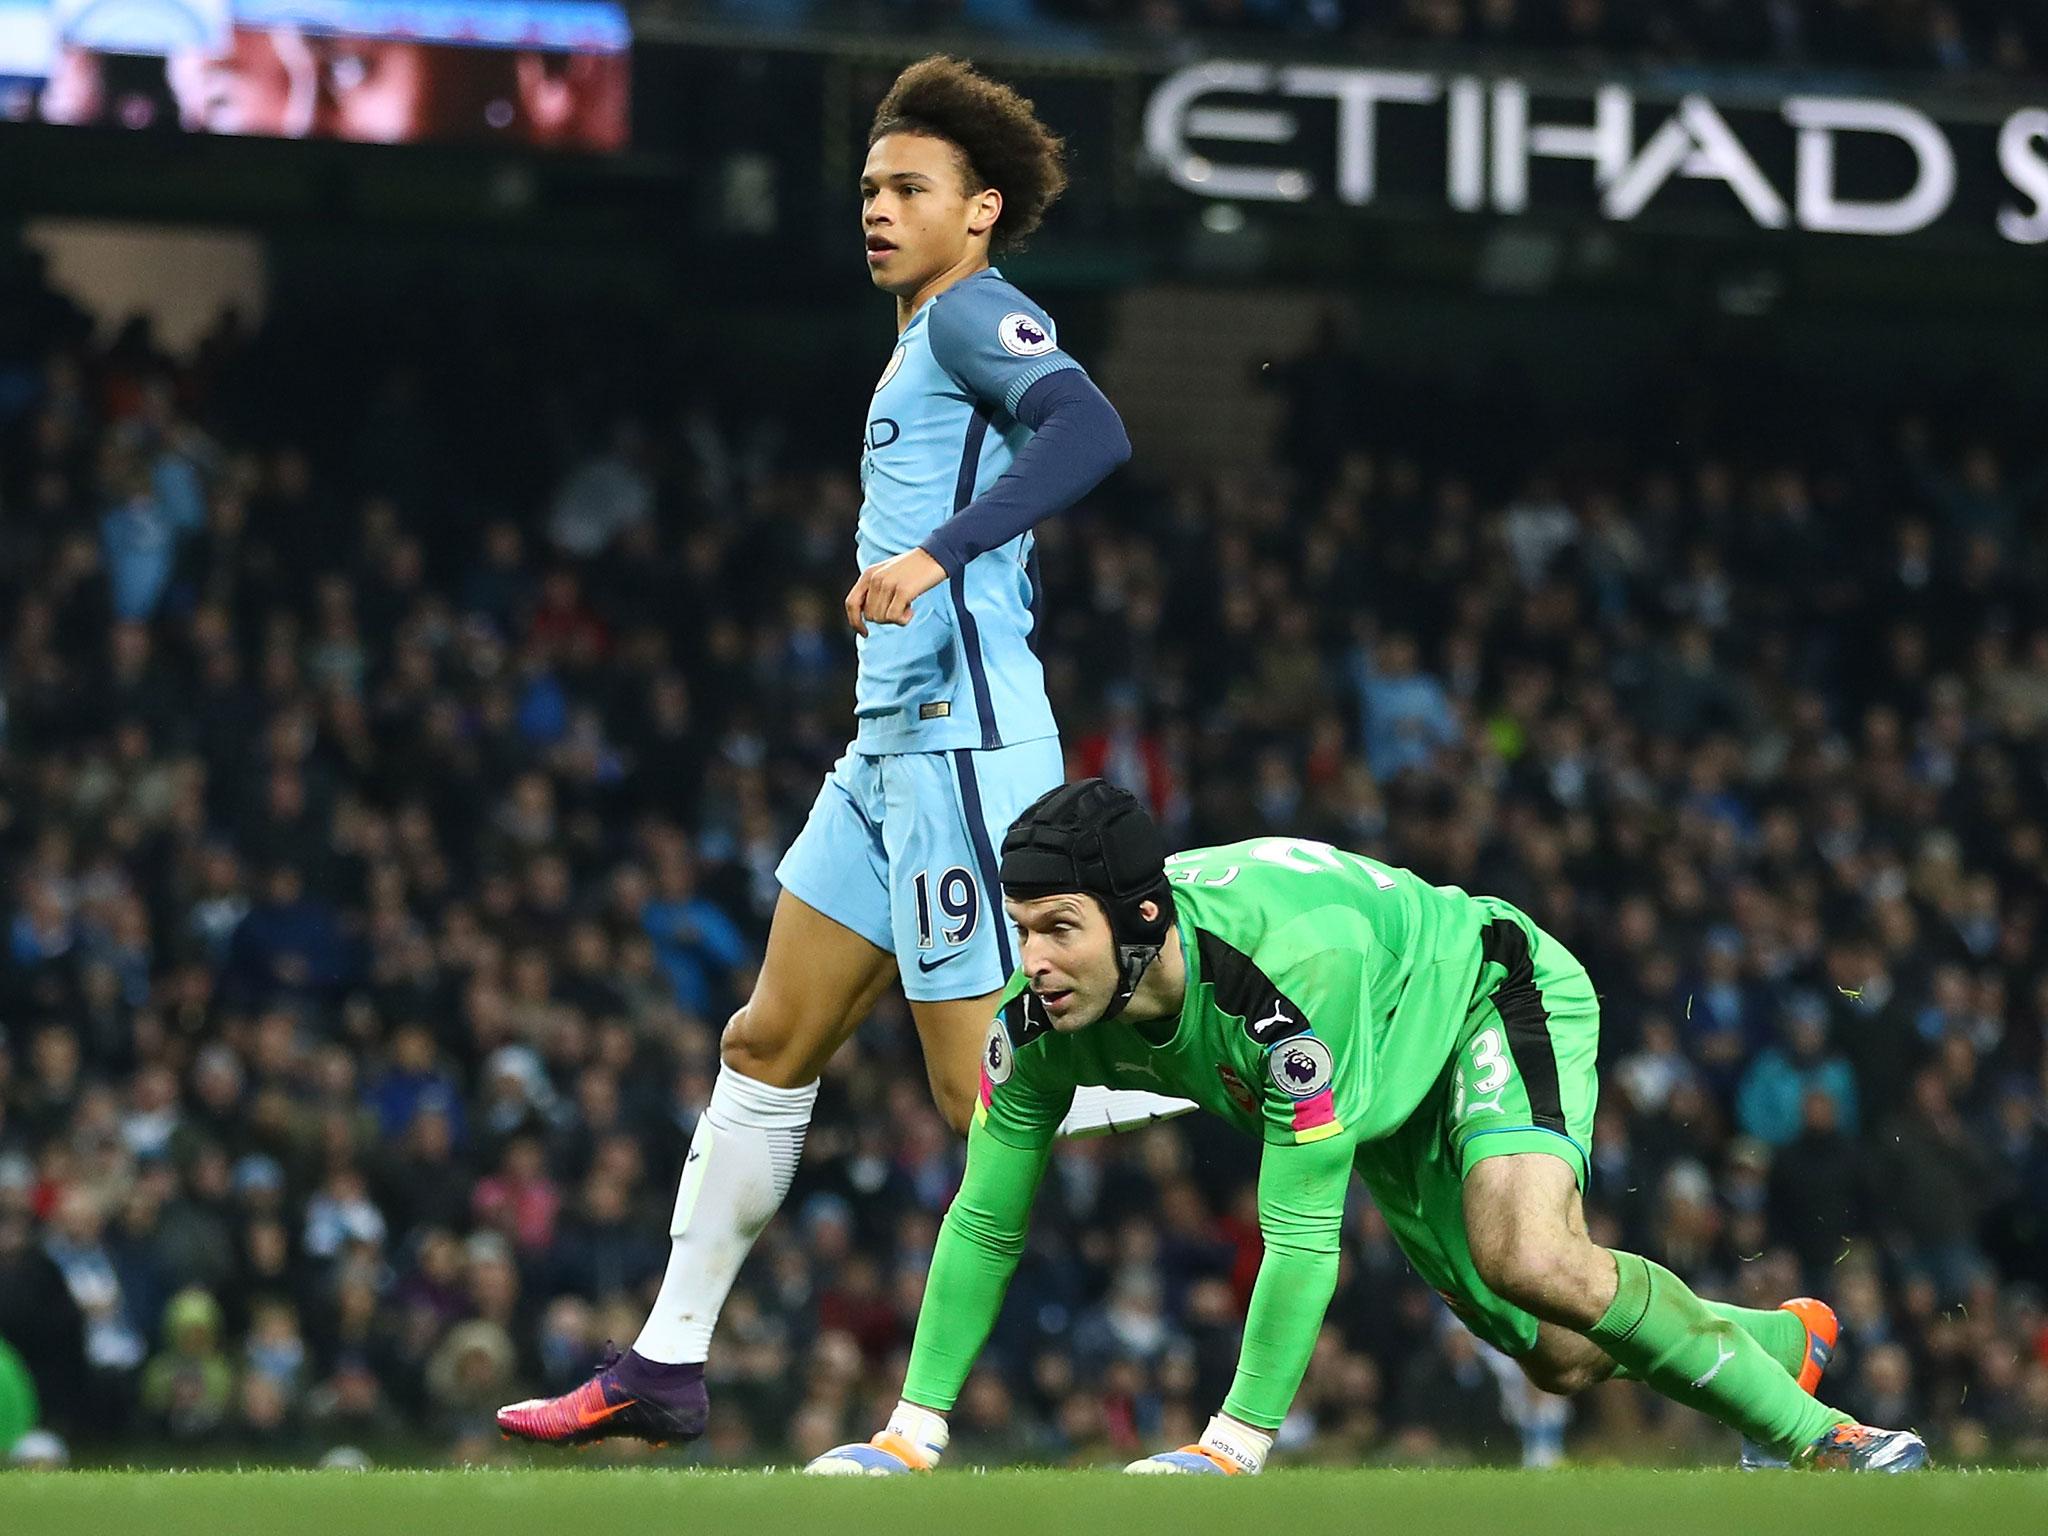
[497,55,1192,1450]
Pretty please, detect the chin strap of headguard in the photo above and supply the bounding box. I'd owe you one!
[998,778,1173,1021]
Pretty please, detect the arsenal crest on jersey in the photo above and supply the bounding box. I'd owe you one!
[1216,1064,1258,1115]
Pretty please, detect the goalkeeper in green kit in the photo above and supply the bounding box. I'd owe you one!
[807,780,1928,1476]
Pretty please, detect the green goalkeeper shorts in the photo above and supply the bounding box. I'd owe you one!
[1349,899,1600,1357]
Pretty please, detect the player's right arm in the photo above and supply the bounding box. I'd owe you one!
[896,1109,1054,1411]
[808,1004,1072,1474]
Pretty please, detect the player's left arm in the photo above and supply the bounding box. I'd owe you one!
[1226,1132,1355,1425]
[1226,948,1373,1432]
[847,288,1129,631]
[918,383,1129,581]
[1123,1135,1353,1477]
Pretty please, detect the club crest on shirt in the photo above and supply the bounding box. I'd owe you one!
[875,344,907,392]
[998,312,1055,357]
[1268,1035,1333,1098]
[1216,1064,1258,1115]
[983,1018,1014,1085]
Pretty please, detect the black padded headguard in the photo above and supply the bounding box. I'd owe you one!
[999,778,1174,1021]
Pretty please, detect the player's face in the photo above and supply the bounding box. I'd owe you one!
[860,132,998,296]
[1007,894,1117,1031]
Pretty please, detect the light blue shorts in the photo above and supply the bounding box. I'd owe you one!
[775,737,1064,1002]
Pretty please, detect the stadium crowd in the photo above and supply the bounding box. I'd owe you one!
[1,242,2046,1470]
[740,0,2048,81]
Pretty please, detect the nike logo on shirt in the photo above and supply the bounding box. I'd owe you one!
[917,951,961,973]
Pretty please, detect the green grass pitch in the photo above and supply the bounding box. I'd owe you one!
[1,1468,2044,1536]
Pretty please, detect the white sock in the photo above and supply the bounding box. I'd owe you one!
[632,1067,817,1365]
[1197,1413,1274,1473]
[1055,1084,1199,1140]
[882,1401,950,1467]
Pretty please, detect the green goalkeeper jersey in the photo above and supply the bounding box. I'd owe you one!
[901,836,1506,1432]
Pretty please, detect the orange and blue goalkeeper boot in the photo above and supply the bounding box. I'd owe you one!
[1739,1296,1839,1469]
[1796,1422,1931,1472]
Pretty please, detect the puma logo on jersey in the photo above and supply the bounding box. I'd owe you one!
[1246,1000,1307,1046]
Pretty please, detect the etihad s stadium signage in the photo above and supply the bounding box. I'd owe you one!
[1143,61,2048,245]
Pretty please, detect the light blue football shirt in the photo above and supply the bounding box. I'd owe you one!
[854,267,1087,755]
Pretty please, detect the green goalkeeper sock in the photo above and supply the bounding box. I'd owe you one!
[1587,1251,1848,1457]
[1605,1298,1808,1383]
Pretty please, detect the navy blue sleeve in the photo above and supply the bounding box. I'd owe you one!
[919,369,1131,578]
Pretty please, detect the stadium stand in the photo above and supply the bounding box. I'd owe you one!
[1,232,2044,1468]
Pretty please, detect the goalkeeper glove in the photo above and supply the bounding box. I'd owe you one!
[804,1400,949,1475]
[1125,1414,1273,1475]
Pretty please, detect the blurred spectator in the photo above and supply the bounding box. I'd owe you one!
[1350,630,1457,782]
[1767,1087,1867,1281]
[305,1353,406,1445]
[1737,995,1859,1147]
[548,420,656,559]
[425,1320,519,1437]
[43,1189,148,1429]
[1880,1066,1999,1303]
[638,843,749,1020]
[140,1288,233,1439]
[365,1023,464,1145]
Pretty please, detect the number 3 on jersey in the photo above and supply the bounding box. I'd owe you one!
[1453,1027,1512,1123]
[1468,1028,1510,1093]
[913,866,979,949]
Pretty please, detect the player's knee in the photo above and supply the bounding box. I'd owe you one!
[718,1006,761,1070]
[1471,1225,1573,1315]
[1518,1353,1613,1397]
[719,1004,806,1086]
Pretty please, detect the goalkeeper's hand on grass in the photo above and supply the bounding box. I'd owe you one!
[804,1401,949,1475]
[1124,1414,1273,1475]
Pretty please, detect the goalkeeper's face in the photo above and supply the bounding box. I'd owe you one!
[1007,893,1118,1031]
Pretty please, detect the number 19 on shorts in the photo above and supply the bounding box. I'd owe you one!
[913,866,980,949]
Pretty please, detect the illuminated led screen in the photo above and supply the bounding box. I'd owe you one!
[0,0,629,149]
